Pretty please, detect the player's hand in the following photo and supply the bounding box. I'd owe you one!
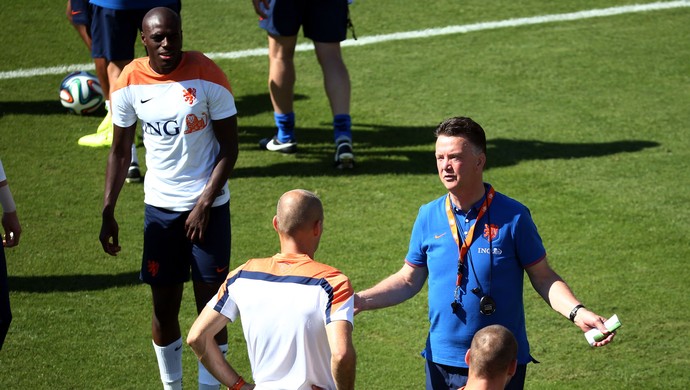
[252,0,270,19]
[185,204,211,244]
[2,211,21,247]
[574,308,615,347]
[99,215,121,256]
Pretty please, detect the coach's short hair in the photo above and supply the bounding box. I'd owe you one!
[434,116,487,155]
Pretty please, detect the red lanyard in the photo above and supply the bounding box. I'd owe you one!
[444,186,495,287]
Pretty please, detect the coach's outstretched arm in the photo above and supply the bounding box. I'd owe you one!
[99,123,136,256]
[354,263,428,315]
[526,257,615,347]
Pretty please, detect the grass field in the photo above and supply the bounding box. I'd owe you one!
[1,0,689,388]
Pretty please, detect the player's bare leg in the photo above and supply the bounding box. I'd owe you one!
[151,283,184,390]
[194,280,228,390]
[314,41,353,168]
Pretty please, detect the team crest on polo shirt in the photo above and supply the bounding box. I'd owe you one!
[483,223,499,241]
[183,87,197,105]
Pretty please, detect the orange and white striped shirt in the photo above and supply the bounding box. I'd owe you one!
[209,253,354,390]
[111,51,237,211]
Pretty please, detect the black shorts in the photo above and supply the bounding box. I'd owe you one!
[141,202,231,285]
[262,0,349,42]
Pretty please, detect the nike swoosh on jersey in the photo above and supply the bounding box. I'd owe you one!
[140,97,154,104]
[216,266,229,273]
[434,233,447,239]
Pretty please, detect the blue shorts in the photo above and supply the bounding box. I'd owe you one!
[142,202,231,285]
[89,2,181,61]
[70,0,92,26]
[425,359,527,390]
[262,0,349,42]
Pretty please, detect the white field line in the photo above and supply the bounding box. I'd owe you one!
[1,0,688,80]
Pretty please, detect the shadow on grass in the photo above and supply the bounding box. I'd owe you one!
[235,122,660,177]
[0,92,293,118]
[0,100,108,117]
[1,98,660,177]
[8,272,141,293]
[235,92,307,117]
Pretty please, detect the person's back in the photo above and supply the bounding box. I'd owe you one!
[188,189,356,390]
[217,253,351,389]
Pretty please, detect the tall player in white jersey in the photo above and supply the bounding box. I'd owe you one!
[99,7,239,390]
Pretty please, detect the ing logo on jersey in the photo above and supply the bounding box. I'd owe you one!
[185,112,208,134]
[483,223,499,241]
[183,88,197,105]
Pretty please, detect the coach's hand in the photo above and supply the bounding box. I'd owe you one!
[574,308,616,347]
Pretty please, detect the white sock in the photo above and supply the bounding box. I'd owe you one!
[131,143,139,165]
[153,338,183,390]
[198,343,228,389]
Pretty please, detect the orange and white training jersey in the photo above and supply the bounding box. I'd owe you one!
[209,253,354,390]
[111,51,237,211]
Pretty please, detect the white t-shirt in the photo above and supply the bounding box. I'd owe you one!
[209,253,354,390]
[111,51,237,211]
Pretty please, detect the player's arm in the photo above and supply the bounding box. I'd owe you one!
[99,123,135,256]
[185,115,239,243]
[0,176,21,247]
[354,263,428,314]
[326,320,356,390]
[188,305,253,388]
[526,257,614,346]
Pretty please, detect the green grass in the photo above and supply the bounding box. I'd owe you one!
[1,0,690,388]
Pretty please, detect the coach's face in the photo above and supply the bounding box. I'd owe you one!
[142,11,183,74]
[435,135,485,193]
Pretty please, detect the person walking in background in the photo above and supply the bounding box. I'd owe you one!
[78,0,182,184]
[98,8,238,389]
[461,325,518,390]
[0,159,22,351]
[251,0,355,169]
[354,117,615,389]
[188,189,356,390]
[66,0,110,113]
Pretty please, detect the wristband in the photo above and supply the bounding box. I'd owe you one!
[569,304,585,322]
[229,376,245,390]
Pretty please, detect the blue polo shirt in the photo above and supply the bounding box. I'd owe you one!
[405,184,546,367]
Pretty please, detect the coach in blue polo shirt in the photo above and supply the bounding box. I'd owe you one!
[354,116,615,390]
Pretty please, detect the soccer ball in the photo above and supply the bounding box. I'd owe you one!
[59,71,104,115]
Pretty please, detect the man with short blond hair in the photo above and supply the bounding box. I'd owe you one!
[188,189,356,390]
[461,325,517,390]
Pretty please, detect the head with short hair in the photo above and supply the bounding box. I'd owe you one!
[468,324,518,380]
[434,116,487,156]
[275,189,324,235]
[141,7,183,74]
